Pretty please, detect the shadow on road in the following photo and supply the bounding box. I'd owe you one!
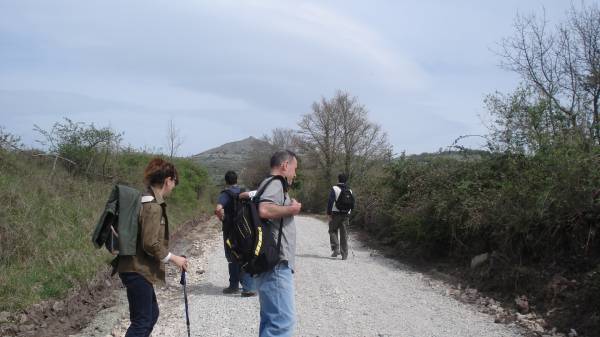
[185,282,238,297]
[296,253,336,260]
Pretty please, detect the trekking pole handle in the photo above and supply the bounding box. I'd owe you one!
[180,255,187,285]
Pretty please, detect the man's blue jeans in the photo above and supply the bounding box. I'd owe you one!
[119,272,159,337]
[254,262,295,337]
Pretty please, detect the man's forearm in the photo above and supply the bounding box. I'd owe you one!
[214,204,224,220]
[259,202,294,219]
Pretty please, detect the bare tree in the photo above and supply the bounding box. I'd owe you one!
[498,3,600,145]
[298,96,341,184]
[299,91,391,184]
[262,128,303,153]
[334,91,391,178]
[166,119,184,159]
[239,150,273,189]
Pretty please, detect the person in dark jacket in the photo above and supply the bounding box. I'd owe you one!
[117,158,188,337]
[215,170,256,297]
[327,173,353,260]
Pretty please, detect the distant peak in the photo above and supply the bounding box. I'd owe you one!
[192,136,272,157]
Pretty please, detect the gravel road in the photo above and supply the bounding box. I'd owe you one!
[107,215,524,337]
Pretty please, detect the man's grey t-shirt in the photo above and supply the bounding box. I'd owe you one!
[258,177,296,271]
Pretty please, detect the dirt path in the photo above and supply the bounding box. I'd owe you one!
[83,215,527,337]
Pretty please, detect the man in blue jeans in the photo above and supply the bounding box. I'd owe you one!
[215,170,256,297]
[256,150,302,337]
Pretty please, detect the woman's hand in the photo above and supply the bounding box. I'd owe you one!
[170,254,188,271]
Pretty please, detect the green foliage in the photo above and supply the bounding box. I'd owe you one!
[346,163,394,240]
[33,118,123,176]
[363,147,600,264]
[0,151,112,311]
[0,148,211,312]
[292,169,329,213]
[168,157,213,224]
[346,147,600,337]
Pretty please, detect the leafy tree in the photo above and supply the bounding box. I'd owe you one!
[34,118,123,176]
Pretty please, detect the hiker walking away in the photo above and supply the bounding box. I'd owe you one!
[117,158,188,337]
[255,150,302,337]
[214,170,256,297]
[327,173,354,260]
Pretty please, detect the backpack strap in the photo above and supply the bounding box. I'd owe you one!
[221,189,238,199]
[275,194,286,258]
[254,175,289,265]
[254,175,288,202]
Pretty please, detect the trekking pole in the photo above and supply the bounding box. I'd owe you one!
[180,257,191,337]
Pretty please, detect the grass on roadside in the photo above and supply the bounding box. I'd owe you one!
[0,150,213,312]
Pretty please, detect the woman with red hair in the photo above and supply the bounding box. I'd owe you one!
[117,157,188,337]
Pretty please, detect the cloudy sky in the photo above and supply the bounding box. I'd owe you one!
[0,0,578,155]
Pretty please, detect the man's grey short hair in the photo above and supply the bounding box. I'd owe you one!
[270,150,297,168]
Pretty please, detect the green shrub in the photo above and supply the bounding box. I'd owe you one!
[364,147,600,264]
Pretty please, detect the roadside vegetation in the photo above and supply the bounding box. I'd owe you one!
[1,2,598,335]
[0,121,212,312]
[248,3,600,335]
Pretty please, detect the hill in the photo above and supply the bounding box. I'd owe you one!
[190,136,274,184]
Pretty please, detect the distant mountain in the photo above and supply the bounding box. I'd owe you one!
[190,136,274,184]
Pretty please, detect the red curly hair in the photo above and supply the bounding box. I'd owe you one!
[143,157,179,187]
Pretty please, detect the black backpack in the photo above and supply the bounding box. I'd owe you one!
[335,185,355,212]
[223,175,288,275]
[221,187,247,233]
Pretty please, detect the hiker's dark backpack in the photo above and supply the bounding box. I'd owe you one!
[335,185,355,212]
[223,175,288,275]
[221,187,247,234]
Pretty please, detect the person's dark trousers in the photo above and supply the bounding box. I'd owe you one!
[119,272,159,337]
[223,235,241,289]
[329,213,349,258]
